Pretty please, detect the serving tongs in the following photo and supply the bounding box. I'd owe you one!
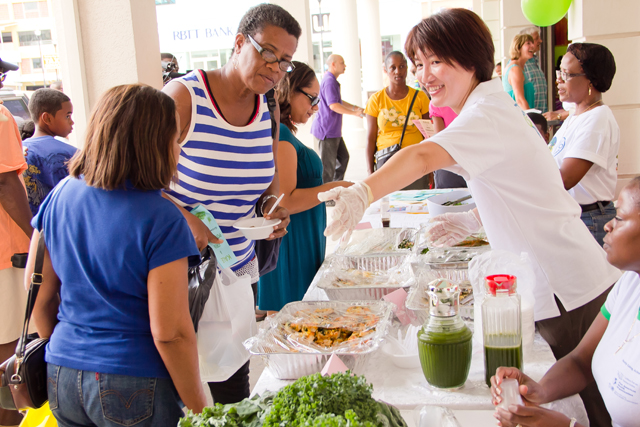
[442,194,472,206]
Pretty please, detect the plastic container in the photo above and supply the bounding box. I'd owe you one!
[233,218,281,240]
[417,279,473,390]
[244,300,394,379]
[481,275,523,387]
[425,190,475,216]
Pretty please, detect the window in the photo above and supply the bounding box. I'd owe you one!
[18,30,52,47]
[0,5,9,20]
[32,58,42,69]
[12,2,48,19]
[2,32,12,43]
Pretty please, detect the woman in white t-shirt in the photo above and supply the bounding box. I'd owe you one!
[492,176,640,427]
[550,43,618,247]
[318,10,619,425]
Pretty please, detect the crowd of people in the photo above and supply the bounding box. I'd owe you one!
[0,3,635,427]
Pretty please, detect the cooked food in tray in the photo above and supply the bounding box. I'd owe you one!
[339,228,416,256]
[321,266,409,289]
[285,306,379,349]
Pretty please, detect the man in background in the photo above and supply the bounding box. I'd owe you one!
[50,80,63,92]
[519,26,547,112]
[311,54,364,188]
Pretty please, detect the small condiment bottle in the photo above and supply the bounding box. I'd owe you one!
[417,278,473,389]
[380,196,390,227]
[481,274,522,387]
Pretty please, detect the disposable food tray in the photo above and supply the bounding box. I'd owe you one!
[337,228,417,257]
[244,300,394,379]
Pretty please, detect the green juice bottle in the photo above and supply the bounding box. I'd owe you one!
[481,275,523,387]
[418,279,473,390]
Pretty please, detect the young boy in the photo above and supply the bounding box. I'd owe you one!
[22,88,77,215]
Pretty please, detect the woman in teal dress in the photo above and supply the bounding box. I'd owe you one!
[258,62,353,311]
[502,33,536,110]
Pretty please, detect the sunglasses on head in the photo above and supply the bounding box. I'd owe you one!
[297,88,319,107]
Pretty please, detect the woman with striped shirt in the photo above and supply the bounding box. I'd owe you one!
[162,4,300,404]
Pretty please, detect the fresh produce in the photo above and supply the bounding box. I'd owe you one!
[179,373,407,427]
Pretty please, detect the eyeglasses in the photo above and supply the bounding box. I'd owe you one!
[297,88,319,107]
[556,70,586,82]
[0,73,6,83]
[247,34,295,73]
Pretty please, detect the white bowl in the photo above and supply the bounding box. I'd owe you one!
[426,189,476,216]
[233,217,282,240]
[381,342,421,369]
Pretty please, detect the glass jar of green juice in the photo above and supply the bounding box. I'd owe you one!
[481,274,522,387]
[418,278,473,390]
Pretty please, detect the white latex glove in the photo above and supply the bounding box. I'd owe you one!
[318,182,373,241]
[426,208,483,247]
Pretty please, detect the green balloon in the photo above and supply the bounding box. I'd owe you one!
[521,0,572,27]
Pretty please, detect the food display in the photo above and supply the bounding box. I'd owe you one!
[179,373,407,427]
[244,301,393,379]
[407,272,475,322]
[337,228,416,256]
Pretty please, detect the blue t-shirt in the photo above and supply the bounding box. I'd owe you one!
[32,177,200,378]
[22,135,77,216]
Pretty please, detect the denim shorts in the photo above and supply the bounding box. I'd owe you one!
[47,363,183,427]
[580,202,616,247]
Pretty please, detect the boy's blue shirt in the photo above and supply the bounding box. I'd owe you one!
[22,135,77,215]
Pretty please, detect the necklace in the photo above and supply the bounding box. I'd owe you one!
[615,314,640,354]
[575,99,603,116]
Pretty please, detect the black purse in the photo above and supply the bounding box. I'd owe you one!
[374,89,419,171]
[0,236,49,411]
[188,246,217,333]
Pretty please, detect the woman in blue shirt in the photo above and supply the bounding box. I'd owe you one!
[28,84,206,426]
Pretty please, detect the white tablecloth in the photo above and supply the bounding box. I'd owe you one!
[252,192,590,426]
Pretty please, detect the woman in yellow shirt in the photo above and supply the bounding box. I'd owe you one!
[365,51,431,188]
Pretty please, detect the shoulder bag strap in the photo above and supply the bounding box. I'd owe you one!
[16,235,45,359]
[398,89,420,148]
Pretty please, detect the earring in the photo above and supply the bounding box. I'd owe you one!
[234,56,239,70]
[589,86,592,96]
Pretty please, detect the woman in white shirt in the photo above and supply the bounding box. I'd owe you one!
[492,176,640,427]
[318,9,619,426]
[550,43,618,247]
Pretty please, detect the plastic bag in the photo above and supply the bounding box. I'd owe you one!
[196,268,257,382]
[469,250,536,357]
[20,402,57,427]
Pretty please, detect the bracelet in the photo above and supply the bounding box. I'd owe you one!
[569,417,577,427]
[260,194,277,216]
[557,113,562,120]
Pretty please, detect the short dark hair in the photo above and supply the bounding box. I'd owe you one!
[527,112,547,134]
[567,43,616,93]
[237,4,301,40]
[276,61,316,133]
[630,176,640,209]
[160,52,175,60]
[384,51,406,69]
[68,84,178,191]
[29,88,70,122]
[19,119,35,140]
[405,8,494,83]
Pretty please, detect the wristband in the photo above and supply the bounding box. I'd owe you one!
[569,418,577,427]
[260,194,277,216]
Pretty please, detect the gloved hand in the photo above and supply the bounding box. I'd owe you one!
[318,182,373,241]
[426,208,482,247]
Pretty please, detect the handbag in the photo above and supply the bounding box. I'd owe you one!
[188,246,217,333]
[0,236,49,411]
[374,89,419,171]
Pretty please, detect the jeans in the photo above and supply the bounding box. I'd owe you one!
[317,137,349,183]
[580,202,616,247]
[47,364,183,427]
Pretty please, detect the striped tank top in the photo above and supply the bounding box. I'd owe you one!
[166,70,275,271]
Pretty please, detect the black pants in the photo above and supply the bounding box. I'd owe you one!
[207,360,251,404]
[317,136,349,183]
[536,287,613,427]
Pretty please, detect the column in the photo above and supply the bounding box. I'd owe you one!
[270,0,314,66]
[499,0,530,64]
[480,0,501,64]
[568,0,640,193]
[52,0,162,147]
[328,0,366,181]
[357,0,383,103]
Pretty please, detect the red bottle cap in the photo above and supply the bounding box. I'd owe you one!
[485,274,517,296]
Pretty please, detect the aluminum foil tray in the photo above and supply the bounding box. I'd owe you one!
[337,228,417,256]
[244,300,394,379]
